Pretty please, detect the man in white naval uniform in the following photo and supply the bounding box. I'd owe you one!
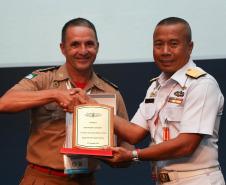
[102,17,225,185]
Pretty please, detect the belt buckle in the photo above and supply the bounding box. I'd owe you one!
[159,172,170,183]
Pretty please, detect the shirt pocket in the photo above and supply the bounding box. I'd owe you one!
[43,102,65,120]
[144,102,156,120]
[159,105,183,124]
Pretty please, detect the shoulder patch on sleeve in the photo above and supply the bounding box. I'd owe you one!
[186,67,206,79]
[96,74,118,90]
[25,73,38,79]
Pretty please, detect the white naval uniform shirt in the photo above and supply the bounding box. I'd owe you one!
[131,60,224,171]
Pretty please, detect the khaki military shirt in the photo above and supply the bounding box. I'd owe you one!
[11,64,128,170]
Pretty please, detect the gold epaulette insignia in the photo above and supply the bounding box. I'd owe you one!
[186,67,206,79]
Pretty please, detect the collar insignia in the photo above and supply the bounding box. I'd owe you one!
[53,81,59,88]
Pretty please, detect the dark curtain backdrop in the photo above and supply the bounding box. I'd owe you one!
[0,58,225,185]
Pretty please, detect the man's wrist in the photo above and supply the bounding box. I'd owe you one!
[131,149,140,162]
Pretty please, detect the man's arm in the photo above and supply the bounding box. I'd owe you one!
[109,132,203,163]
[110,115,203,162]
[0,88,83,113]
[114,115,149,145]
[136,133,203,160]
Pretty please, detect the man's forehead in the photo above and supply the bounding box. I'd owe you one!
[65,26,97,40]
[154,23,186,34]
[154,24,187,38]
[66,26,94,34]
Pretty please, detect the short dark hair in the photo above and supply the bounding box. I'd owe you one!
[61,18,98,43]
[156,17,192,42]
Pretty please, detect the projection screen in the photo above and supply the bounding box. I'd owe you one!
[0,0,226,67]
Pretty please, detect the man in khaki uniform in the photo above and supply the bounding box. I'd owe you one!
[0,18,131,185]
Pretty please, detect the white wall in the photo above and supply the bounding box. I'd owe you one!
[0,0,226,67]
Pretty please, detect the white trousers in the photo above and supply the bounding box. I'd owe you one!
[158,170,225,185]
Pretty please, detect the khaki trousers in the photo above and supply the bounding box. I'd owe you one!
[19,165,96,185]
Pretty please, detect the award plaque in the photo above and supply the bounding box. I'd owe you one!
[61,94,116,157]
[61,104,114,156]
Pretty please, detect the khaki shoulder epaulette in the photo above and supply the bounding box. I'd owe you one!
[186,67,206,79]
[25,66,59,80]
[96,74,118,90]
[37,66,60,72]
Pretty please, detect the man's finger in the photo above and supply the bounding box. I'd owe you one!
[76,94,88,104]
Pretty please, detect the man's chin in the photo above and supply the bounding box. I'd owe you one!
[75,64,93,72]
[159,67,176,75]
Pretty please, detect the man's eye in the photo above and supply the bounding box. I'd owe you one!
[154,42,163,48]
[71,42,79,47]
[86,41,95,47]
[170,42,178,47]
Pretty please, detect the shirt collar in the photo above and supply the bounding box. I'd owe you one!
[55,63,70,81]
[85,72,105,91]
[54,64,111,92]
[158,59,196,87]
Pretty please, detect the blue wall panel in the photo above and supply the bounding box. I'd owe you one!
[0,59,225,185]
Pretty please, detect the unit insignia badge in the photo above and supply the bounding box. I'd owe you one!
[174,91,184,97]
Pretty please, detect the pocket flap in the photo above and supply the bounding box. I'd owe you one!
[144,103,155,120]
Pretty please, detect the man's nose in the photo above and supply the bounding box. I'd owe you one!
[79,45,88,55]
[163,44,171,54]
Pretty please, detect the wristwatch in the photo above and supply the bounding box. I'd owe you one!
[131,149,140,162]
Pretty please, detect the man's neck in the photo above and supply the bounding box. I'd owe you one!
[162,72,172,80]
[66,63,92,84]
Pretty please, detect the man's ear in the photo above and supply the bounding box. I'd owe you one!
[188,41,194,55]
[96,42,99,52]
[60,43,65,56]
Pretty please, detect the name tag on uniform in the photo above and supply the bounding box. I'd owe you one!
[145,98,155,103]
